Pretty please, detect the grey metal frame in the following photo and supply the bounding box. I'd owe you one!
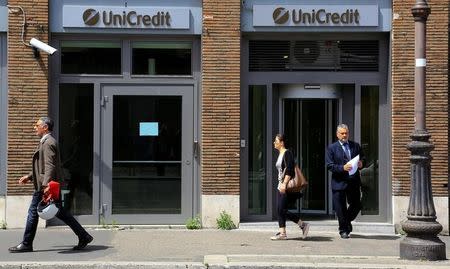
[0,33,6,196]
[278,88,342,215]
[50,35,201,224]
[241,33,390,222]
[101,85,194,224]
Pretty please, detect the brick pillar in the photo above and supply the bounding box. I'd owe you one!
[201,0,241,227]
[7,1,49,196]
[392,0,448,233]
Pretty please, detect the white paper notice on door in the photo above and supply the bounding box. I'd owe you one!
[348,154,360,176]
[139,122,158,136]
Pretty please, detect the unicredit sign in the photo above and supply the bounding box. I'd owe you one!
[84,9,172,27]
[273,8,360,25]
[254,5,378,27]
[63,6,190,29]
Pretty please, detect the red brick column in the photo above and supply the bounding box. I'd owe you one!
[201,0,241,195]
[392,0,448,197]
[7,1,49,195]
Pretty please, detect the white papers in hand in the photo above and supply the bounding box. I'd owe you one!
[348,155,360,176]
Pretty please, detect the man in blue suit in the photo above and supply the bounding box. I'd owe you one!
[326,124,364,239]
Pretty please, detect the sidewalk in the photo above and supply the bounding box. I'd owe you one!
[0,226,449,268]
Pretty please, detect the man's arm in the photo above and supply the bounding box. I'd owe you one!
[326,145,345,173]
[19,174,31,184]
[42,142,58,187]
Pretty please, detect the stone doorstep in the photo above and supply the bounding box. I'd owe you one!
[239,221,397,235]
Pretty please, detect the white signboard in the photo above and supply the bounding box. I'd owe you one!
[253,5,378,27]
[63,6,190,29]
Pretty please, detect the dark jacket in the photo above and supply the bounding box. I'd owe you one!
[326,140,363,190]
[281,149,295,179]
[29,134,63,191]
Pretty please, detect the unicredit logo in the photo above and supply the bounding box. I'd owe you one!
[83,9,100,26]
[273,7,289,24]
[82,8,172,27]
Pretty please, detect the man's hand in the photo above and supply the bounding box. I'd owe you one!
[343,163,352,171]
[19,175,30,185]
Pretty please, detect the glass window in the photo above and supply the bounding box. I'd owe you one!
[112,95,182,214]
[248,85,267,215]
[61,41,121,74]
[360,85,379,215]
[132,41,191,75]
[59,84,94,215]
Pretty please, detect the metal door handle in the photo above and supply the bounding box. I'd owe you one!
[194,140,199,158]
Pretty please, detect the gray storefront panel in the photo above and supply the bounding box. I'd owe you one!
[0,1,6,195]
[242,0,391,32]
[50,0,202,35]
[0,4,6,32]
[0,33,6,195]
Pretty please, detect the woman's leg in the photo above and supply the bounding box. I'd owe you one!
[276,191,287,236]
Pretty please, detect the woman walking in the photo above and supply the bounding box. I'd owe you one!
[271,134,309,240]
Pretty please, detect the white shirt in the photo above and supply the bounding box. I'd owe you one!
[339,140,351,159]
[276,151,285,190]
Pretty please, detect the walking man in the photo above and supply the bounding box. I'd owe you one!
[326,124,364,239]
[9,117,93,252]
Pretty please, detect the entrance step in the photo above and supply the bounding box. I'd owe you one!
[239,221,396,235]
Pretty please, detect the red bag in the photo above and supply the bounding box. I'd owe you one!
[43,180,60,202]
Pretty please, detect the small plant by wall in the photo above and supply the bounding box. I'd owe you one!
[0,220,7,229]
[185,215,202,230]
[216,211,236,230]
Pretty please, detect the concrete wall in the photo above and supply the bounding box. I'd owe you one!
[202,195,239,228]
[0,196,5,228]
[6,196,45,228]
[393,196,449,235]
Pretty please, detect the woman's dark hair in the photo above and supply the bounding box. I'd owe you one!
[275,133,287,147]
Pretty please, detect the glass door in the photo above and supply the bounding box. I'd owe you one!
[101,85,194,224]
[283,99,338,214]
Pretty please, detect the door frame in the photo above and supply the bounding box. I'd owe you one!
[240,35,390,223]
[279,85,342,215]
[100,84,194,224]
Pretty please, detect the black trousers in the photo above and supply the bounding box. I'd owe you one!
[23,191,90,246]
[332,183,361,234]
[277,191,301,228]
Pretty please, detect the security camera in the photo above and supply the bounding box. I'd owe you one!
[30,38,57,55]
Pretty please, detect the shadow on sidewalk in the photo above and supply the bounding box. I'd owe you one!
[350,234,400,240]
[32,245,110,254]
[289,236,333,241]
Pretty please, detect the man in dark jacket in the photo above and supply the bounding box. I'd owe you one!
[326,124,364,239]
[9,117,93,252]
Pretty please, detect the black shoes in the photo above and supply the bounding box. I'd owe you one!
[340,232,350,239]
[9,243,33,253]
[73,234,93,250]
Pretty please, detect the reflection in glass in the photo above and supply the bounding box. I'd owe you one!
[61,41,121,74]
[132,42,191,75]
[360,86,379,215]
[301,100,327,211]
[113,95,182,214]
[284,99,338,212]
[248,85,267,215]
[59,84,94,215]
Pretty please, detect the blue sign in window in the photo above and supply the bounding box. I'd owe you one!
[139,122,158,136]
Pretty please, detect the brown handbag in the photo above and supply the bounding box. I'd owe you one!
[286,164,308,193]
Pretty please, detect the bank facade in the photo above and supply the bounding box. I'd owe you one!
[0,0,448,234]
